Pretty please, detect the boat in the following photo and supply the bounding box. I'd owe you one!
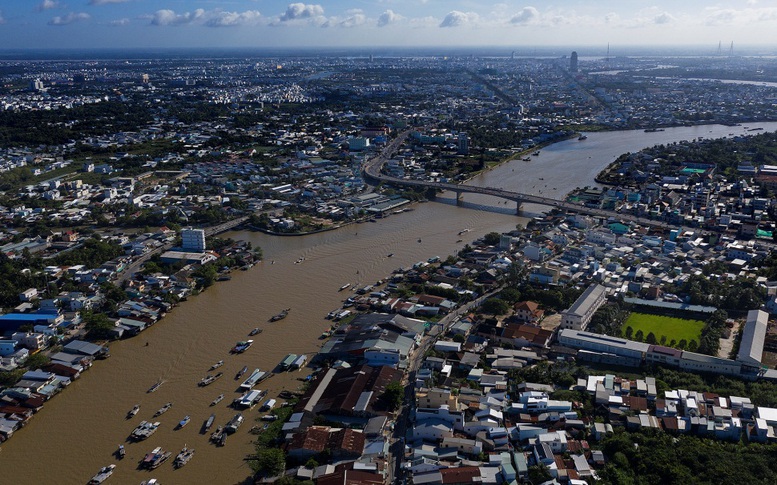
[211,394,225,406]
[209,425,224,443]
[239,368,268,390]
[198,372,224,387]
[140,479,159,485]
[154,402,173,417]
[142,447,172,470]
[231,340,253,353]
[209,360,224,370]
[177,415,190,429]
[130,420,161,441]
[522,157,531,161]
[338,283,350,291]
[269,308,290,322]
[235,365,248,380]
[174,446,195,468]
[234,389,266,409]
[88,464,116,484]
[147,379,163,393]
[225,413,244,434]
[116,444,125,459]
[456,239,463,243]
[249,327,262,336]
[387,253,394,257]
[532,151,540,156]
[218,431,227,447]
[279,354,298,371]
[204,413,215,431]
[578,135,588,140]
[127,404,140,419]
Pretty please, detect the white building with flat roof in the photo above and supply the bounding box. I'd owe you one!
[559,284,607,331]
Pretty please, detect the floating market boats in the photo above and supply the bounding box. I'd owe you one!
[154,402,172,417]
[130,420,161,441]
[210,394,224,406]
[269,308,290,322]
[235,365,248,380]
[142,447,172,470]
[209,360,224,370]
[88,464,115,484]
[198,372,223,387]
[177,415,190,429]
[126,404,140,419]
[147,379,163,393]
[231,340,253,353]
[174,446,194,468]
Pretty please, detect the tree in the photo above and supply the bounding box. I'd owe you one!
[624,326,633,339]
[528,464,552,484]
[634,329,644,342]
[252,448,285,477]
[24,352,50,370]
[483,232,501,246]
[383,381,404,411]
[678,339,688,350]
[499,287,521,304]
[81,310,115,340]
[480,298,509,315]
[646,332,658,344]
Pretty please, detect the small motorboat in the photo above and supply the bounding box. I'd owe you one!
[127,404,140,419]
[209,360,224,370]
[116,445,125,459]
[88,464,116,484]
[204,413,215,431]
[249,327,262,336]
[198,372,224,387]
[174,446,195,468]
[154,402,173,417]
[235,366,248,380]
[147,379,163,393]
[338,283,350,291]
[387,253,394,257]
[211,394,225,406]
[231,340,253,353]
[269,308,290,322]
[177,415,190,429]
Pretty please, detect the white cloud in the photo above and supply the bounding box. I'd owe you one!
[278,3,324,22]
[604,12,619,24]
[110,18,130,26]
[338,11,366,28]
[49,12,90,26]
[439,11,478,28]
[37,0,60,12]
[150,9,205,26]
[510,6,540,25]
[653,12,675,24]
[90,0,131,5]
[206,10,262,27]
[378,9,401,27]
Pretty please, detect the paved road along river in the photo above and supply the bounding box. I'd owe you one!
[3,122,777,484]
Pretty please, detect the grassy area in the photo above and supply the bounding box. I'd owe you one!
[623,313,704,345]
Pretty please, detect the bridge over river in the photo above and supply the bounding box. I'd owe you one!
[363,130,673,230]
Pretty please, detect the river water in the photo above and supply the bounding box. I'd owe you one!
[4,122,777,484]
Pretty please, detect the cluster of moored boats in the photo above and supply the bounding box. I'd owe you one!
[92,310,290,483]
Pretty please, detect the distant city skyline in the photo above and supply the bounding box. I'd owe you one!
[1,1,777,52]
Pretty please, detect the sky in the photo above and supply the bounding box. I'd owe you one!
[1,1,777,52]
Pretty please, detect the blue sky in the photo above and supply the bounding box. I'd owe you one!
[1,1,777,51]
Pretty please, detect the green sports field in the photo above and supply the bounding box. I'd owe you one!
[622,313,704,346]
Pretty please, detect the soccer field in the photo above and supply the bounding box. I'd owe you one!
[622,313,704,345]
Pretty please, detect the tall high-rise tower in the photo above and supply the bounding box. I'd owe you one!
[181,227,206,252]
[570,51,579,73]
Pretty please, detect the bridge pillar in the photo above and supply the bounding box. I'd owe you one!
[515,199,522,214]
[456,191,463,205]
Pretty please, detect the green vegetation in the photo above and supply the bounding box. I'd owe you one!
[623,313,704,348]
[52,237,124,268]
[597,429,777,485]
[382,381,404,411]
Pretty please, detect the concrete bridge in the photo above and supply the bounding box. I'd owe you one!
[363,131,673,230]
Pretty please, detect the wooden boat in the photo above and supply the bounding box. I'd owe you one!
[204,413,215,431]
[198,372,223,387]
[231,340,253,353]
[177,415,190,429]
[127,404,140,419]
[154,402,172,417]
[147,379,163,393]
[249,327,262,336]
[211,394,225,406]
[174,446,194,468]
[235,365,248,380]
[88,464,116,484]
[209,360,224,370]
[209,425,224,443]
[269,308,290,322]
[116,445,125,459]
[338,283,350,291]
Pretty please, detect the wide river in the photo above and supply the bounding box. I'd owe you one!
[4,122,777,484]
